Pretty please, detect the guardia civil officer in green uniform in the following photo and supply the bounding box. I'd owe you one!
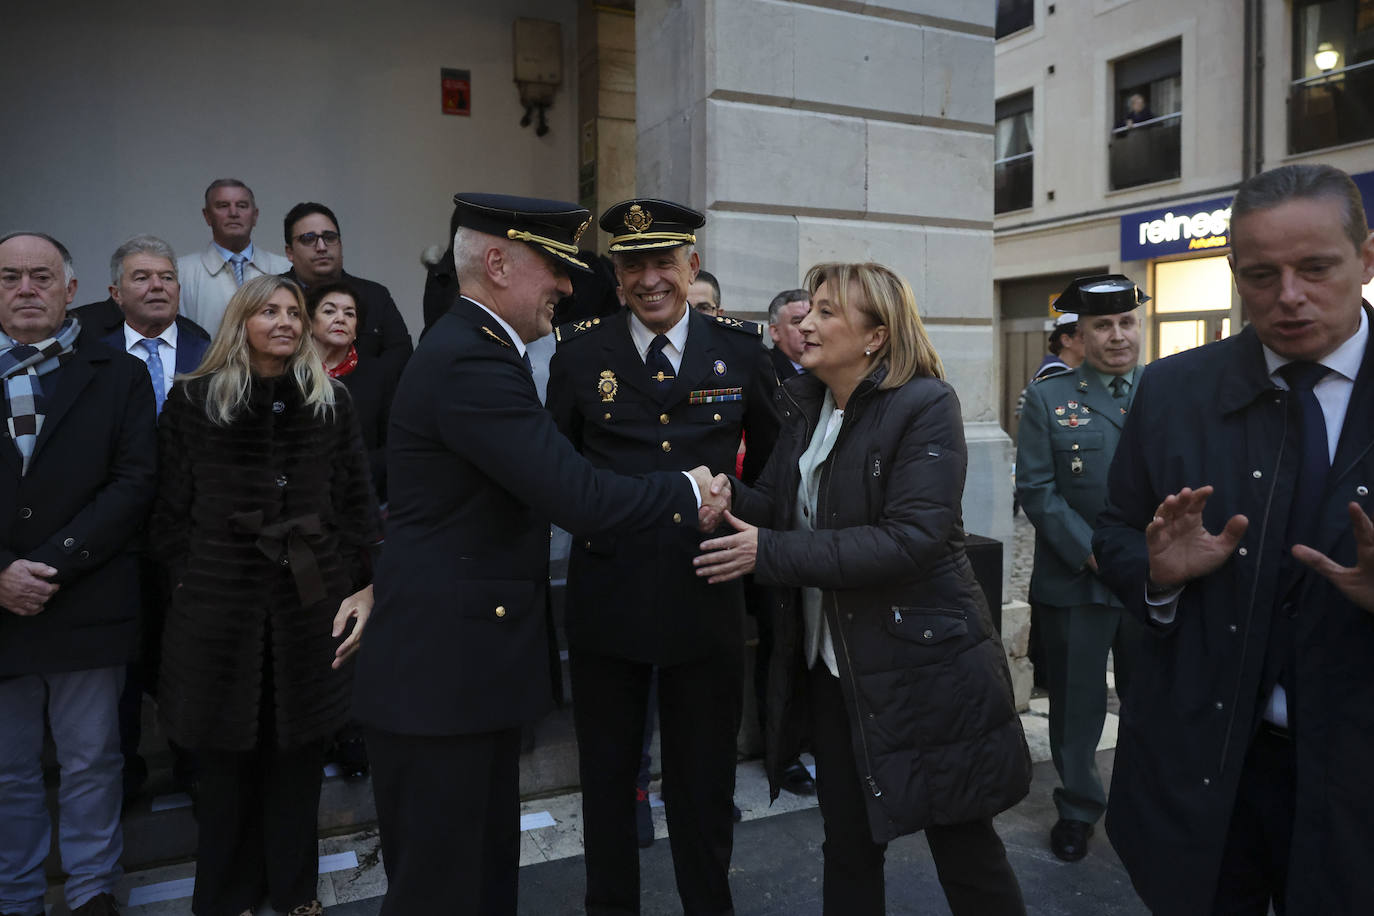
[1015,274,1149,863]
[548,200,771,915]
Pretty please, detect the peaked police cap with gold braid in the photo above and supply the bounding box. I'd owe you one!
[452,192,593,273]
[600,198,705,253]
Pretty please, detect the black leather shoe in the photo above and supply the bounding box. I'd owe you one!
[71,892,121,915]
[779,759,816,797]
[1050,818,1094,862]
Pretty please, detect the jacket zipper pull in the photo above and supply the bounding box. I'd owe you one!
[867,776,882,798]
[893,608,903,624]
[872,455,882,478]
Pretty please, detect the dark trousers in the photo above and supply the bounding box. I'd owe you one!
[1211,727,1296,915]
[571,648,741,916]
[1040,602,1144,823]
[808,665,1026,916]
[366,726,520,916]
[191,741,324,916]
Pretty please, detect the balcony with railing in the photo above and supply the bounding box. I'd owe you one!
[1289,60,1374,154]
[994,151,1033,213]
[1109,112,1181,190]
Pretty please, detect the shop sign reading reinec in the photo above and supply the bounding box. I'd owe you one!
[1120,196,1233,261]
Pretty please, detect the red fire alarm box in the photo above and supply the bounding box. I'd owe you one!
[442,68,471,116]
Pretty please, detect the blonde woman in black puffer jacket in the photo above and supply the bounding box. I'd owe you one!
[696,262,1030,916]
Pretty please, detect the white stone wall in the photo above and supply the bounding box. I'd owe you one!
[637,0,1014,586]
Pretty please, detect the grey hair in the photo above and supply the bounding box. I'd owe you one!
[204,178,255,208]
[0,231,76,285]
[452,225,504,284]
[1231,164,1369,253]
[767,288,810,324]
[109,235,178,285]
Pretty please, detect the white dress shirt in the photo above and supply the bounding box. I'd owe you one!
[123,321,179,393]
[627,308,690,372]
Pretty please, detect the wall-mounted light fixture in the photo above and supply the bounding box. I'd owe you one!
[514,18,563,137]
[1314,42,1340,72]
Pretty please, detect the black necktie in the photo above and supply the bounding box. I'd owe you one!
[1267,360,1331,718]
[1109,376,1128,399]
[1279,361,1330,547]
[521,350,533,374]
[647,334,674,400]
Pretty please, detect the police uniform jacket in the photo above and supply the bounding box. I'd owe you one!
[548,307,771,666]
[1093,308,1374,913]
[1017,364,1139,609]
[352,297,696,737]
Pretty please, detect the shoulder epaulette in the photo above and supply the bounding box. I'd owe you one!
[1031,365,1074,383]
[479,326,513,348]
[713,315,763,337]
[554,314,612,345]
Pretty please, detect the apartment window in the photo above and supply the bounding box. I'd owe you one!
[1109,41,1182,190]
[1289,0,1374,153]
[996,0,1034,39]
[995,93,1034,214]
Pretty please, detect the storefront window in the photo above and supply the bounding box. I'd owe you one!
[1151,255,1233,358]
[1289,0,1374,153]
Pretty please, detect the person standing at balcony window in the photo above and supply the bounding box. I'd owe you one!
[1116,93,1155,129]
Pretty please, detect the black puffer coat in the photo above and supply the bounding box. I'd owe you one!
[150,374,379,751]
[733,367,1030,844]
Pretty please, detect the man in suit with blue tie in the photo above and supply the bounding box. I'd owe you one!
[102,235,211,798]
[104,236,212,400]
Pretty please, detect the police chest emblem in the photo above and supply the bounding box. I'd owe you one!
[1057,414,1090,428]
[713,359,727,376]
[598,370,618,402]
[624,204,653,232]
[1067,400,1079,410]
[1054,405,1066,416]
[1071,455,1085,476]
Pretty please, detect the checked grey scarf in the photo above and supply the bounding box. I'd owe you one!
[0,316,81,475]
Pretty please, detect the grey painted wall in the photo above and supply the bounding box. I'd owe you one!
[3,0,581,332]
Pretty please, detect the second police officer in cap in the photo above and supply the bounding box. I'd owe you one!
[1014,275,1150,863]
[548,199,771,913]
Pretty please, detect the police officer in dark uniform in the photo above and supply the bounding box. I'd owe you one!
[354,193,715,916]
[548,199,771,915]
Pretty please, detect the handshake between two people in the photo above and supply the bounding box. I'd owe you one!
[686,466,759,585]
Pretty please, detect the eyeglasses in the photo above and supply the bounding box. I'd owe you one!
[294,231,341,247]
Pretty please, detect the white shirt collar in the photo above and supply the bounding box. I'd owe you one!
[212,240,254,266]
[627,306,690,361]
[462,295,527,358]
[1263,307,1367,382]
[123,320,178,353]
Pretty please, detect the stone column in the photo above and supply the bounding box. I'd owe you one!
[634,0,1014,588]
[577,0,638,252]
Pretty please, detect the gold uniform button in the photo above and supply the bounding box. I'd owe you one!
[660,413,670,425]
[603,412,612,421]
[495,606,507,618]
[713,413,721,422]
[673,512,683,523]
[661,441,672,453]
